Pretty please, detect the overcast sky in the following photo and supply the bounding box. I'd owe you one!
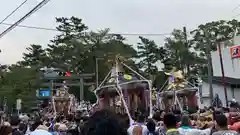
[0,0,239,64]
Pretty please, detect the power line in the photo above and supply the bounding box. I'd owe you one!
[232,4,240,12]
[231,4,240,18]
[0,22,172,36]
[0,0,28,24]
[0,22,58,31]
[0,0,51,39]
[232,13,240,18]
[109,33,171,36]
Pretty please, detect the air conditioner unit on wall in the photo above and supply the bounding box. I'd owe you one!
[202,93,210,98]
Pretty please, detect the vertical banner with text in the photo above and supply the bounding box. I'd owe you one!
[230,45,240,59]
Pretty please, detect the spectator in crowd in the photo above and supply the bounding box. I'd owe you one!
[146,119,158,135]
[30,119,51,135]
[163,113,180,135]
[82,109,127,135]
[128,111,147,135]
[0,125,12,135]
[18,123,27,134]
[10,115,24,135]
[179,115,192,129]
[178,114,210,135]
[213,114,238,135]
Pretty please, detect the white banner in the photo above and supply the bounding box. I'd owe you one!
[16,99,22,110]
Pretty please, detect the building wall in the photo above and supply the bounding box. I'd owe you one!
[200,82,240,107]
[211,45,240,79]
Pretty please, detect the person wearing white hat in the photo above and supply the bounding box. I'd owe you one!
[29,120,51,135]
[30,129,51,135]
[30,125,51,135]
[232,99,237,103]
[58,123,68,131]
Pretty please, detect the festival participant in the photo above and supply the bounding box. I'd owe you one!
[159,111,165,121]
[72,110,82,135]
[156,121,165,135]
[178,114,211,135]
[10,115,24,135]
[18,123,27,134]
[163,113,180,135]
[30,126,51,135]
[212,114,238,135]
[146,119,158,135]
[65,114,74,129]
[178,115,192,129]
[81,109,126,135]
[118,113,130,132]
[57,123,68,134]
[197,111,213,130]
[0,125,12,135]
[127,111,148,135]
[153,110,166,135]
[229,121,240,132]
[29,119,51,135]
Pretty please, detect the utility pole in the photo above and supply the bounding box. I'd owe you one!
[3,97,7,113]
[183,27,189,73]
[217,42,228,107]
[205,31,214,104]
[95,57,99,87]
[183,27,188,47]
[95,58,104,87]
[79,78,84,101]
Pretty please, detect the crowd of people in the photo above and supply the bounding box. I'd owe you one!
[0,104,239,135]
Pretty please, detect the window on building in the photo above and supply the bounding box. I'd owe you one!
[231,84,240,98]
[231,85,235,98]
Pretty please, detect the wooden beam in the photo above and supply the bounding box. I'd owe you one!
[80,78,84,101]
[42,73,95,80]
[41,82,95,86]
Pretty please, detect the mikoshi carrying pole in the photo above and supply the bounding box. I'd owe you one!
[94,70,112,104]
[157,79,168,108]
[52,98,56,116]
[114,59,134,124]
[121,62,153,117]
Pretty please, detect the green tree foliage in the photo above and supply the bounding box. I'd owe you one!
[17,16,137,104]
[0,66,40,112]
[46,17,88,71]
[162,29,201,75]
[46,17,137,76]
[1,17,240,110]
[190,19,240,75]
[136,36,164,77]
[19,44,48,67]
[191,19,240,55]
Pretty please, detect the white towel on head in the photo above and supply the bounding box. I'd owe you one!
[3,121,10,126]
[30,129,52,135]
[232,98,237,102]
[58,123,67,131]
[36,125,49,131]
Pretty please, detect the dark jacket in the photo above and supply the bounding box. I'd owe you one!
[12,128,24,135]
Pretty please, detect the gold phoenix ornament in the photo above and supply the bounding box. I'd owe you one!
[164,67,185,90]
[151,87,157,100]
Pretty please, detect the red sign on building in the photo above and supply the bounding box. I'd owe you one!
[230,45,240,58]
[65,72,71,76]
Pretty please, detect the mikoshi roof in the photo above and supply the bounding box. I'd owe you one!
[107,74,139,84]
[94,58,150,95]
